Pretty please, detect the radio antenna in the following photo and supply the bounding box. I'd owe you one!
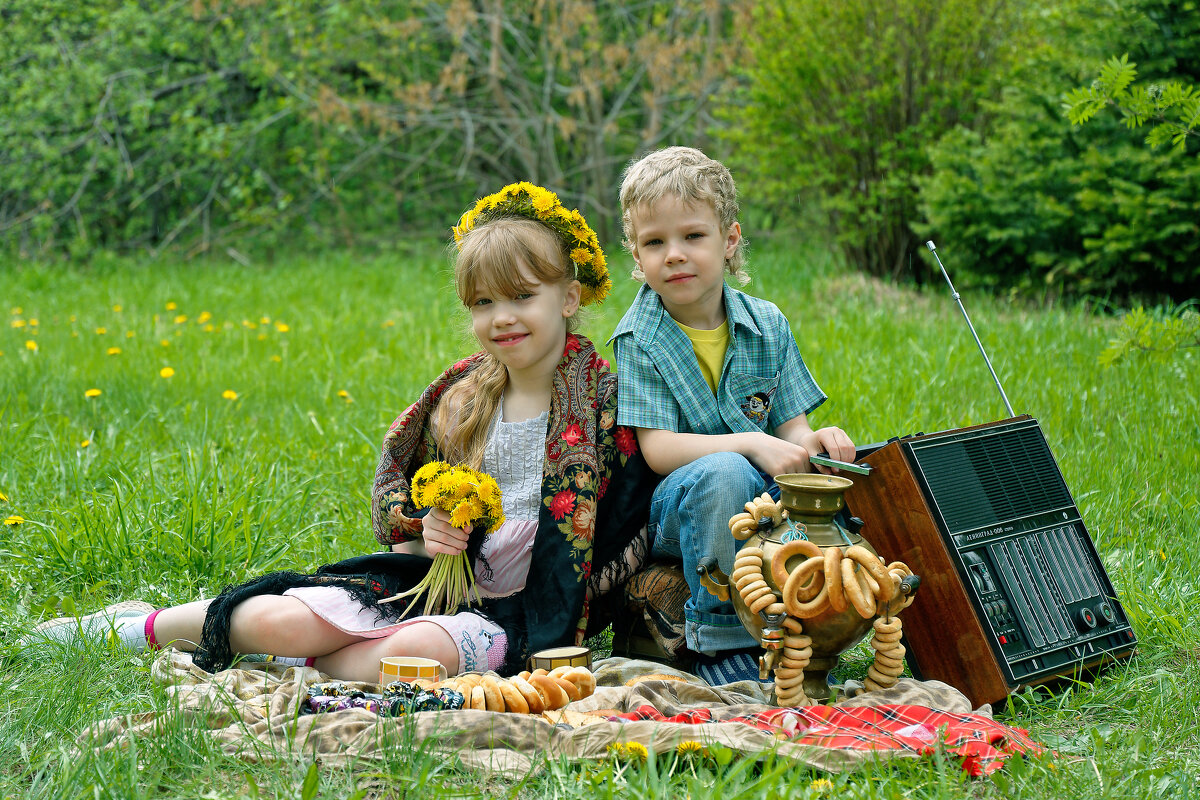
[925,240,1016,418]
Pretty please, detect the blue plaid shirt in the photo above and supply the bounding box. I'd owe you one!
[609,283,826,435]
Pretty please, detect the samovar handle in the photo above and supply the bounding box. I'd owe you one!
[695,556,730,602]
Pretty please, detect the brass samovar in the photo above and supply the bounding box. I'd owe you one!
[698,473,918,703]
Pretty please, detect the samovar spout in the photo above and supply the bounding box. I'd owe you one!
[695,556,730,602]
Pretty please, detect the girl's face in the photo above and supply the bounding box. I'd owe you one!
[468,263,581,379]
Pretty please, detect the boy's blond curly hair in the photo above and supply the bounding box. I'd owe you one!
[618,146,750,285]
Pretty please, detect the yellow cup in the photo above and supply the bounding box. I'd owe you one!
[378,656,448,685]
[528,646,592,672]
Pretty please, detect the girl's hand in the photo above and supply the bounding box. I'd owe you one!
[420,506,471,557]
[747,432,814,477]
[805,426,856,473]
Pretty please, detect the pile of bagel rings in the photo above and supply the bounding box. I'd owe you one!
[426,666,595,713]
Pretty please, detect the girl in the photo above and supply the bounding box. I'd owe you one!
[31,183,656,680]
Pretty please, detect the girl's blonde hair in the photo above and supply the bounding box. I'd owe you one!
[619,146,749,285]
[433,216,579,468]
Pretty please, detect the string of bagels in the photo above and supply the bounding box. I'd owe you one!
[729,494,915,706]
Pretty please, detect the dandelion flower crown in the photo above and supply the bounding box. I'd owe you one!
[453,182,611,306]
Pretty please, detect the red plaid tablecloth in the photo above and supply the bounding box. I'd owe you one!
[609,703,1046,775]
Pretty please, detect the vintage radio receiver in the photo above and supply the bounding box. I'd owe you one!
[844,415,1137,707]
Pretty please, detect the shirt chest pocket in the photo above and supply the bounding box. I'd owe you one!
[724,371,780,430]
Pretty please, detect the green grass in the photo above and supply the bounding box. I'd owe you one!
[2,244,1198,798]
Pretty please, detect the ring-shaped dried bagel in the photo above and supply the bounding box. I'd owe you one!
[738,546,765,562]
[552,675,582,702]
[782,616,805,634]
[728,512,753,531]
[480,675,507,712]
[762,602,788,616]
[750,592,782,614]
[873,617,902,634]
[823,547,847,613]
[746,500,762,522]
[731,563,763,584]
[510,675,545,714]
[872,629,904,643]
[781,651,813,668]
[529,674,569,710]
[496,679,529,713]
[563,667,596,697]
[847,546,895,603]
[789,586,832,618]
[774,667,804,680]
[867,664,898,685]
[736,573,767,592]
[863,678,885,693]
[874,653,906,671]
[456,673,483,694]
[887,561,912,578]
[783,558,824,615]
[783,634,813,649]
[730,518,759,540]
[770,540,823,588]
[741,583,774,607]
[469,684,487,711]
[788,555,827,602]
[840,558,873,618]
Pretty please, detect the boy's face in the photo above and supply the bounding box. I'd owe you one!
[629,195,740,329]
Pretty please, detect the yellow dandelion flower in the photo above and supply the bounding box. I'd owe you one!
[222,390,239,400]
[11,319,25,328]
[382,320,395,328]
[159,367,175,378]
[160,339,170,347]
[69,315,76,322]
[95,327,107,335]
[260,315,270,324]
[257,332,268,341]
[11,307,21,315]
[126,331,135,338]
[242,319,257,329]
[165,301,177,310]
[570,247,592,267]
[3,515,24,526]
[25,340,37,352]
[173,315,187,324]
[270,354,282,363]
[80,439,91,448]
[196,311,212,323]
[106,347,121,356]
[337,389,352,403]
[809,779,834,793]
[85,388,101,398]
[203,324,215,333]
[29,318,38,327]
[112,304,122,312]
[274,322,289,332]
[676,740,706,756]
[0,491,8,502]
[531,192,558,214]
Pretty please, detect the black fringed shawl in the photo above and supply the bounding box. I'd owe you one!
[194,334,657,675]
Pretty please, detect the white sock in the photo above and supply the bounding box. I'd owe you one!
[110,615,152,651]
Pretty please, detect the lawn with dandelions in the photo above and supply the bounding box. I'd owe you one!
[1,244,1198,799]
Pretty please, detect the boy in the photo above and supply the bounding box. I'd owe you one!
[609,146,855,685]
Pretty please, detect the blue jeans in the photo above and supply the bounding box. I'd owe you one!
[648,452,777,655]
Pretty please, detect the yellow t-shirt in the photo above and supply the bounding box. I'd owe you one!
[676,319,730,395]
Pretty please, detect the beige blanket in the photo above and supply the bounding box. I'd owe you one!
[81,650,984,777]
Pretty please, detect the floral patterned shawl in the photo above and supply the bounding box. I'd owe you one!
[371,333,656,670]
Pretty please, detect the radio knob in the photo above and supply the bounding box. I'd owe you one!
[1077,607,1097,631]
[1095,602,1115,624]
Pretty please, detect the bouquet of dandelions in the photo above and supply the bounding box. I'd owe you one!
[380,461,505,616]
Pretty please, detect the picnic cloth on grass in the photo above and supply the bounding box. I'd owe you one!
[79,651,1045,778]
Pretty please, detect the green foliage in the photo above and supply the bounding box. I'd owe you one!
[1066,54,1200,153]
[0,1,739,258]
[1098,303,1200,363]
[723,0,1023,281]
[918,0,1200,302]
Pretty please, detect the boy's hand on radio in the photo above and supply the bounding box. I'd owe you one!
[421,507,470,556]
[808,426,856,473]
[748,433,814,477]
